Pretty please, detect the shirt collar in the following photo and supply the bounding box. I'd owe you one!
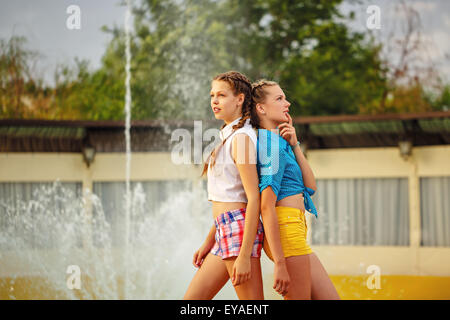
[220,116,246,141]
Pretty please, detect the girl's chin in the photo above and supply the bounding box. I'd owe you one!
[274,117,287,125]
[269,114,288,123]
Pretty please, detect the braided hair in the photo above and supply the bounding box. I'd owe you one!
[249,79,279,129]
[201,71,255,177]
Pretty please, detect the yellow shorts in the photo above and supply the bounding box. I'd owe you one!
[263,206,313,261]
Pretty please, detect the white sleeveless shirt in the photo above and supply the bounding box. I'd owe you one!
[207,117,258,202]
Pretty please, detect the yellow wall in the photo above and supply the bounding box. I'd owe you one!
[262,274,450,300]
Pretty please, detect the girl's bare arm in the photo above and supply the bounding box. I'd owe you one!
[231,133,261,285]
[291,144,317,191]
[278,114,316,191]
[260,186,290,295]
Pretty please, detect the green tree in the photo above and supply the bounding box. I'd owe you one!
[0,36,41,118]
[0,1,405,120]
[52,56,126,120]
[93,0,389,119]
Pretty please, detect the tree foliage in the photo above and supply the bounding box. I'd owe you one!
[0,0,448,120]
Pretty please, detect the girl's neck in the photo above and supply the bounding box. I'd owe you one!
[259,118,279,130]
[224,115,242,126]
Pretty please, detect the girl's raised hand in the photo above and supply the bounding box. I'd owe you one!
[277,113,298,147]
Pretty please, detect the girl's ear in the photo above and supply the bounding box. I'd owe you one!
[237,93,245,106]
[256,103,266,115]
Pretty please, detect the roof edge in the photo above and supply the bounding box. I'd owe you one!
[0,111,449,127]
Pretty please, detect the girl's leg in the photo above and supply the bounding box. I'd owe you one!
[309,252,341,300]
[223,257,264,300]
[283,254,312,300]
[183,253,230,300]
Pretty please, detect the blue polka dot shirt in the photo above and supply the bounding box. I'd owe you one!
[256,129,318,218]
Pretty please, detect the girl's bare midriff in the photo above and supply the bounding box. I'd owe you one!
[211,193,305,219]
[275,193,305,212]
[212,201,248,219]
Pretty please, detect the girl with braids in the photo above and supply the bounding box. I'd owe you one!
[183,71,265,300]
[251,79,340,300]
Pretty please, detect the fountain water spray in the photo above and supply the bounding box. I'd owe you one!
[0,0,245,300]
[124,0,133,300]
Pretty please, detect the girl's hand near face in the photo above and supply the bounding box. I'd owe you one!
[278,113,298,147]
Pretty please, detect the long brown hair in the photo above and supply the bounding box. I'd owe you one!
[201,71,255,177]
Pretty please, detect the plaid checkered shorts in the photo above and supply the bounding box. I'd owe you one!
[210,207,264,259]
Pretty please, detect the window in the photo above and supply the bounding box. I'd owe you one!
[420,177,450,247]
[309,178,409,246]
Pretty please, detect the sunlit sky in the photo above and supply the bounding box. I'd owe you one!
[1,0,449,86]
